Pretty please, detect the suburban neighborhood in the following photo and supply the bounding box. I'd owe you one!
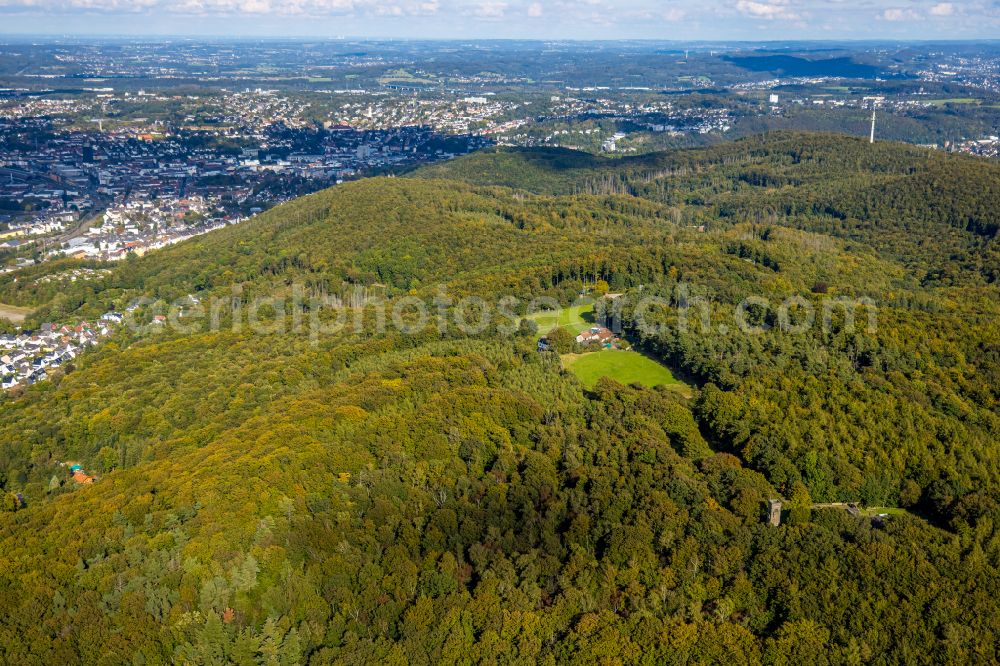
[0,312,120,391]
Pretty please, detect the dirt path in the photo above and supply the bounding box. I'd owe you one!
[0,303,31,323]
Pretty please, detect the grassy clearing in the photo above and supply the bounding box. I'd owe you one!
[860,506,913,518]
[926,98,980,107]
[811,503,919,521]
[377,69,438,86]
[562,350,685,391]
[0,303,31,323]
[524,303,595,338]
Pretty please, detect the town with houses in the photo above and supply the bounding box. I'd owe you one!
[2,40,998,273]
[0,104,493,266]
[0,311,121,392]
[64,195,234,261]
[0,40,998,394]
[0,82,753,267]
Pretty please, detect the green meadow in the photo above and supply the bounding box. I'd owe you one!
[524,302,595,338]
[562,350,684,391]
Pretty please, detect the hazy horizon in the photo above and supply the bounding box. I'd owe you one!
[0,0,998,41]
[3,35,1000,43]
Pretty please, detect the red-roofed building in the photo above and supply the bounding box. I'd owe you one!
[576,326,615,345]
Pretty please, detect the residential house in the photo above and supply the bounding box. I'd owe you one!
[576,326,615,345]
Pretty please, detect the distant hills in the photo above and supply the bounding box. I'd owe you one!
[723,54,894,79]
[413,132,1000,282]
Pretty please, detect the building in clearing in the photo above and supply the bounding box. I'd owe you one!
[69,464,94,484]
[576,326,615,345]
[767,499,782,527]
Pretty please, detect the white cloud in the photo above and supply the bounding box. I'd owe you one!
[462,0,506,17]
[881,7,918,20]
[735,0,797,20]
[238,0,270,13]
[0,0,371,14]
[0,0,995,35]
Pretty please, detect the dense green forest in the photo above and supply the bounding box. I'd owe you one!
[1,132,1000,663]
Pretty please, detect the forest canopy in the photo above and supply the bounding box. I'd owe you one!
[1,132,999,664]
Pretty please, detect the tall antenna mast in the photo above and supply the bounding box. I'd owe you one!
[869,107,876,144]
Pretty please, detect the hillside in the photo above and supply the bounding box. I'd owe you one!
[1,133,1000,663]
[413,132,1000,282]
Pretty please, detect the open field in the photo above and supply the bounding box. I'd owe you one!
[562,350,685,391]
[859,506,913,518]
[377,69,438,86]
[810,503,918,520]
[926,98,980,106]
[0,303,31,323]
[523,303,595,338]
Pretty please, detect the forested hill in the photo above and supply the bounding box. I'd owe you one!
[414,132,1000,283]
[1,133,999,663]
[411,132,968,195]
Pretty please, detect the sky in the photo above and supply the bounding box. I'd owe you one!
[0,0,998,40]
